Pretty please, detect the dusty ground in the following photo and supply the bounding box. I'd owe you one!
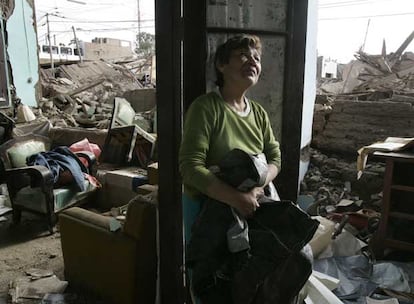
[0,212,64,302]
[0,210,107,304]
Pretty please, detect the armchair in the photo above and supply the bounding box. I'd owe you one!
[59,193,157,304]
[0,134,97,233]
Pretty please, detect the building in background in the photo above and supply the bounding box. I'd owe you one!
[38,37,135,64]
[317,56,338,79]
[82,37,134,61]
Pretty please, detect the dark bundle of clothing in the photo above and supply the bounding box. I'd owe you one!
[0,112,14,145]
[187,149,319,304]
[27,146,88,192]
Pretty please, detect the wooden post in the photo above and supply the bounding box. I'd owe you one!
[72,26,83,63]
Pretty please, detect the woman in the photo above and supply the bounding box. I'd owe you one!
[179,34,281,218]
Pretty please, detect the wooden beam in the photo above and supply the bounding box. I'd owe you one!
[155,0,184,302]
[277,0,309,201]
[183,0,207,111]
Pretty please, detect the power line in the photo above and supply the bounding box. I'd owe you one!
[50,25,154,33]
[37,4,138,17]
[35,0,155,44]
[48,19,154,23]
[319,11,414,20]
[318,0,389,5]
[319,0,392,8]
[319,0,370,7]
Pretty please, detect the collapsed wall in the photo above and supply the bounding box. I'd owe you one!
[312,99,414,154]
[312,32,414,155]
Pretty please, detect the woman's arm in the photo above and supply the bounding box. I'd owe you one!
[206,175,259,217]
[264,163,279,186]
[206,163,279,217]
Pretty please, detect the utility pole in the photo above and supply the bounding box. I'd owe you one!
[72,26,83,63]
[361,19,371,52]
[46,13,54,69]
[137,0,141,48]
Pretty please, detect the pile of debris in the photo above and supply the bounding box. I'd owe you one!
[299,148,414,303]
[313,31,414,155]
[39,60,154,130]
[318,31,414,97]
[300,148,384,214]
[299,147,385,258]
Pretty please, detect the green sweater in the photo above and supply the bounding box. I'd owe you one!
[179,91,281,198]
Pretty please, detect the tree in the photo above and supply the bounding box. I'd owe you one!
[135,32,155,56]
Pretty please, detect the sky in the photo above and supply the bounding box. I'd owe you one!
[318,0,414,63]
[34,0,414,63]
[34,0,155,50]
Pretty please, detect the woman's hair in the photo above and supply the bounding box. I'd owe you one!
[214,35,262,88]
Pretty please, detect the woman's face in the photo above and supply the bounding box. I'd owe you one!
[218,47,262,89]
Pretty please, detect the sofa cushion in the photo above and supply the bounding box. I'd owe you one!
[123,192,157,240]
[7,140,46,168]
[14,180,92,213]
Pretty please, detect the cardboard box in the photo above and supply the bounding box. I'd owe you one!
[104,167,148,190]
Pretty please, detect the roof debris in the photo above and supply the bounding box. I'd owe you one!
[37,59,154,129]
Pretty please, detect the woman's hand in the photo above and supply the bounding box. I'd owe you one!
[234,187,264,218]
[207,177,268,218]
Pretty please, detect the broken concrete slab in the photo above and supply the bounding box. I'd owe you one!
[122,88,156,112]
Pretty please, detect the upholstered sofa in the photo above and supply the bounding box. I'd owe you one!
[59,193,157,304]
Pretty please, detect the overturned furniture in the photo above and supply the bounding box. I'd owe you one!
[100,97,156,167]
[59,194,157,304]
[370,151,414,258]
[0,134,97,233]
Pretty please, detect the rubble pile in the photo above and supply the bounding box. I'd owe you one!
[39,60,152,129]
[116,55,154,84]
[318,51,414,97]
[300,148,384,214]
[313,31,414,155]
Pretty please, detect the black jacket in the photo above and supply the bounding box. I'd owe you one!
[186,149,319,304]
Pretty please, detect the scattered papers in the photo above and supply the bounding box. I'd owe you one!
[305,274,344,304]
[9,275,68,303]
[109,218,122,232]
[0,194,12,216]
[308,216,336,258]
[366,297,399,304]
[0,207,11,216]
[25,269,54,280]
[318,229,367,259]
[312,271,340,291]
[336,199,354,208]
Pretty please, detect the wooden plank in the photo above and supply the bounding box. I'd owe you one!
[156,0,184,302]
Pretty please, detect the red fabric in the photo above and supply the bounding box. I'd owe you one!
[69,138,101,159]
[77,156,89,169]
